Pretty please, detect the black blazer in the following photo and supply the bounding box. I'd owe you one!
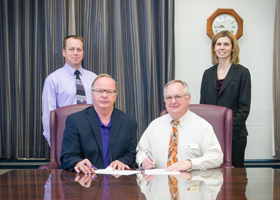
[200,64,251,141]
[59,106,137,171]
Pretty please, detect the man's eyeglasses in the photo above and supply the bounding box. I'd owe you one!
[164,94,188,102]
[92,89,116,95]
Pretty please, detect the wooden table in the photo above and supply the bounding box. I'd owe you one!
[0,168,279,199]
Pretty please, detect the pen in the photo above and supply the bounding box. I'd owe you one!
[146,152,155,168]
[84,163,98,170]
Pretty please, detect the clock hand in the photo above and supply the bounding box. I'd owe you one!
[214,25,225,28]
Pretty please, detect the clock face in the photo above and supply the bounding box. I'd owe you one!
[212,14,238,35]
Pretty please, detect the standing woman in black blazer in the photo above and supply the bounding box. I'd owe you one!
[200,30,251,168]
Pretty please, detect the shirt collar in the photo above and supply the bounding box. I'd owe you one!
[63,63,84,77]
[168,109,191,127]
[96,113,112,128]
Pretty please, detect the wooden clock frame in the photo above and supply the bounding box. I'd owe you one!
[207,8,243,40]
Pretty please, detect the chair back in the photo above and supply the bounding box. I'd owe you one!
[160,104,233,167]
[39,104,92,169]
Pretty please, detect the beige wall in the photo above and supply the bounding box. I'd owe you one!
[175,0,276,159]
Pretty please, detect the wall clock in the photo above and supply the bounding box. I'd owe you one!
[207,8,243,40]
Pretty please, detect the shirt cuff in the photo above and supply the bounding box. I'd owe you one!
[189,158,200,170]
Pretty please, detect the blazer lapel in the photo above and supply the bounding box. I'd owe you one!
[86,107,103,158]
[218,64,239,96]
[109,109,122,162]
[210,65,218,91]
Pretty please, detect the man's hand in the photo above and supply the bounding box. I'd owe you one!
[109,160,130,170]
[74,159,96,174]
[141,157,156,170]
[75,173,96,188]
[165,160,192,171]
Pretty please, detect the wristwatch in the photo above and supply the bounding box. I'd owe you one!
[187,159,192,167]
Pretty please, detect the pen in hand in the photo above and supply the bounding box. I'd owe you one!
[84,163,98,170]
[146,152,156,168]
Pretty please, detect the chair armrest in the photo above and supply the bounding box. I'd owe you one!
[38,162,59,170]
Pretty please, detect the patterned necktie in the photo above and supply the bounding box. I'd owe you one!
[167,120,180,166]
[167,120,180,200]
[74,70,87,104]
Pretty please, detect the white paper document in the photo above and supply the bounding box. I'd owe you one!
[95,166,141,175]
[145,169,181,175]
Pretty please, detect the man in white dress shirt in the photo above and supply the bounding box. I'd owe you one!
[136,80,223,171]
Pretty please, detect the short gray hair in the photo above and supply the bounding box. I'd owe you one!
[91,74,118,93]
[163,80,190,97]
